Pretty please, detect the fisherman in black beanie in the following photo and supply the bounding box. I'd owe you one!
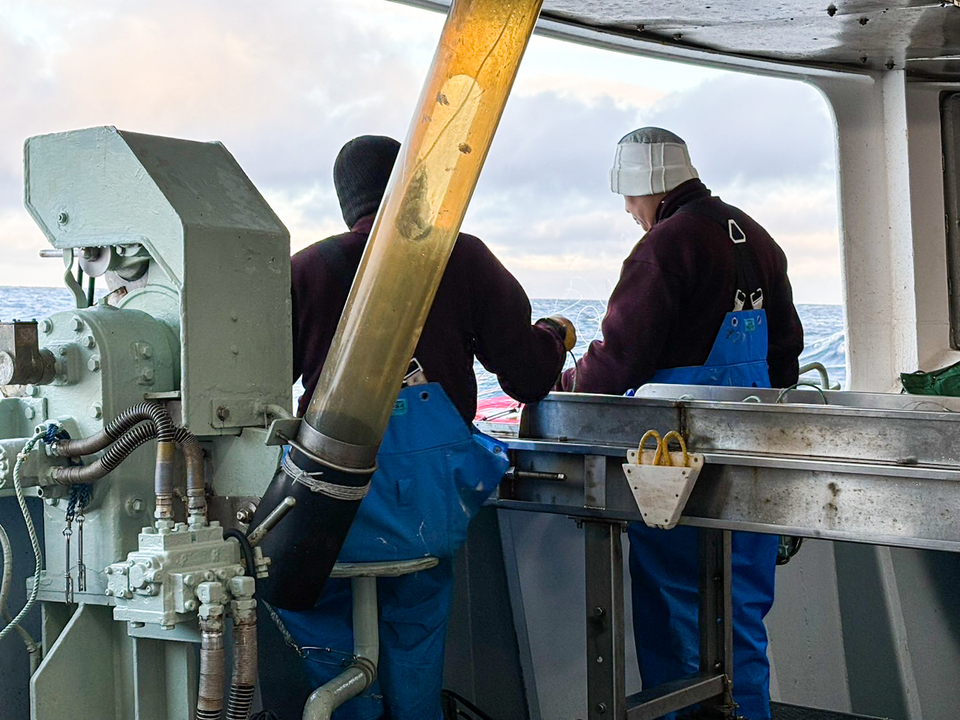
[276,137,574,719]
[334,135,400,228]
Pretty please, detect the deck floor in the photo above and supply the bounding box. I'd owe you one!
[772,702,890,720]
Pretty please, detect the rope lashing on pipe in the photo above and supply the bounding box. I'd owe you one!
[280,452,370,502]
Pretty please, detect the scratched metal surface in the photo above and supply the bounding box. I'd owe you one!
[392,0,960,77]
[544,0,960,76]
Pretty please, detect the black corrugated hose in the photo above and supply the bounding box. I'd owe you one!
[53,401,176,457]
[53,422,160,484]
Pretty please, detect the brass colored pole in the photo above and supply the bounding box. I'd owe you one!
[301,0,546,467]
[252,0,545,610]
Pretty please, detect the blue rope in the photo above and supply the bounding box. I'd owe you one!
[40,424,92,520]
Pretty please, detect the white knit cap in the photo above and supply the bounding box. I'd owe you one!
[610,127,698,197]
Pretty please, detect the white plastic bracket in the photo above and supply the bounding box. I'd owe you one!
[622,447,704,530]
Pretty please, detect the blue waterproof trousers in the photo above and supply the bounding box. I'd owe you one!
[634,308,778,719]
[276,384,507,719]
[277,561,453,720]
[628,525,778,719]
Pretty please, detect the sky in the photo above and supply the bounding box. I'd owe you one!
[0,0,841,303]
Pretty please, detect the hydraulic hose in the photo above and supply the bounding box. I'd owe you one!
[198,612,226,720]
[224,530,256,577]
[52,401,175,457]
[226,588,258,720]
[51,421,204,523]
[52,421,160,485]
[176,426,206,524]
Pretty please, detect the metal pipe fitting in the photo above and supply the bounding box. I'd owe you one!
[153,440,177,521]
[302,576,379,720]
[246,496,295,548]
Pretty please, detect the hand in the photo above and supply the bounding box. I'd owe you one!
[543,314,577,352]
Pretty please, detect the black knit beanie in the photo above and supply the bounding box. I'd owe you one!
[333,135,401,228]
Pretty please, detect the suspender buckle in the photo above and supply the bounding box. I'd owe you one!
[750,289,764,310]
[734,289,746,312]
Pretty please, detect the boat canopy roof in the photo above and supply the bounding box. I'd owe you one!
[396,0,960,79]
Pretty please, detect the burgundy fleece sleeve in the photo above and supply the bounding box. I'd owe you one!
[765,250,804,388]
[562,255,684,395]
[467,240,566,403]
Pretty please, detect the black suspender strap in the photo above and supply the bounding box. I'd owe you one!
[727,218,763,311]
[679,199,764,311]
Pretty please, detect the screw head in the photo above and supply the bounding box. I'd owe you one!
[90,403,103,420]
[71,316,83,332]
[184,599,198,611]
[57,212,69,226]
[236,507,254,524]
[87,356,101,372]
[38,319,52,334]
[23,407,35,420]
[139,344,153,359]
[216,406,230,422]
[139,368,154,384]
[24,384,39,397]
[82,334,96,349]
[595,703,607,714]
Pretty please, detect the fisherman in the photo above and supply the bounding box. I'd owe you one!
[281,134,575,720]
[561,128,803,719]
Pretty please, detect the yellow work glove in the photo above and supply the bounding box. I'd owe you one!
[538,315,577,352]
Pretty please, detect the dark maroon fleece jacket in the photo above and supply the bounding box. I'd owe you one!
[561,180,803,394]
[292,215,566,421]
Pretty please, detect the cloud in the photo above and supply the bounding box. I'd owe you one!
[644,74,836,187]
[0,0,842,307]
[0,0,431,284]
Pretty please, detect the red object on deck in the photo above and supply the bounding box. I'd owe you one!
[474,396,522,424]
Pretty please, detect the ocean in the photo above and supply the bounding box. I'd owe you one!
[0,287,846,396]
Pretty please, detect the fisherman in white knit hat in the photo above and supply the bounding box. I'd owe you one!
[561,127,804,720]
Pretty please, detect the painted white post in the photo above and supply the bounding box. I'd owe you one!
[816,71,959,391]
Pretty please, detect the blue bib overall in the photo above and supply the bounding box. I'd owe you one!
[277,383,509,720]
[628,209,778,720]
